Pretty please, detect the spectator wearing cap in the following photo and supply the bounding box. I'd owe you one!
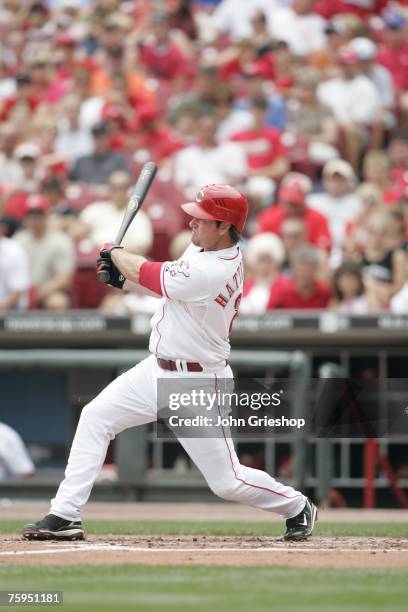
[350,36,396,147]
[267,245,332,309]
[54,94,94,163]
[317,44,382,170]
[241,232,286,315]
[0,123,23,190]
[14,142,43,190]
[79,171,153,255]
[174,113,247,197]
[308,159,361,264]
[350,37,395,114]
[0,216,30,311]
[13,194,75,310]
[267,0,327,57]
[2,143,44,220]
[70,122,131,185]
[257,172,332,252]
[231,95,289,184]
[376,8,408,104]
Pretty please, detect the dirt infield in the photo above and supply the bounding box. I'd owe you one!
[1,535,407,568]
[1,502,407,568]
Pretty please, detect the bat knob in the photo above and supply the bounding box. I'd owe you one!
[97,269,110,283]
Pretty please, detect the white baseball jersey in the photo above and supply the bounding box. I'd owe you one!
[149,244,243,367]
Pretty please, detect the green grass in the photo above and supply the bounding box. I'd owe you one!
[1,521,407,611]
[1,566,407,612]
[1,519,407,538]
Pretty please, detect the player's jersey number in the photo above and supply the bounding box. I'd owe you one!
[229,293,242,333]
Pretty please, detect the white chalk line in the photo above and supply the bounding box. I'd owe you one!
[1,543,408,557]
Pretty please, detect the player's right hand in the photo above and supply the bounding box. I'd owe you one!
[96,257,126,289]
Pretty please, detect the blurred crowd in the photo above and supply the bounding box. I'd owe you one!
[0,0,407,315]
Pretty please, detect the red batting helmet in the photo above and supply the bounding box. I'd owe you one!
[181,184,248,233]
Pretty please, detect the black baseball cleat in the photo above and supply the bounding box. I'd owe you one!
[283,498,318,542]
[22,514,84,541]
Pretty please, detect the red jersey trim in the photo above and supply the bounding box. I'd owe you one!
[214,374,304,501]
[155,302,165,355]
[139,262,163,296]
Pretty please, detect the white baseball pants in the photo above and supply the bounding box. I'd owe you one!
[50,355,306,521]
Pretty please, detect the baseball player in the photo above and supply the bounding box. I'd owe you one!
[22,185,317,542]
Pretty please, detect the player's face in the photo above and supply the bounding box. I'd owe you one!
[189,218,226,250]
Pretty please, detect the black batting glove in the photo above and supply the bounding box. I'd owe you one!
[96,256,126,289]
[100,241,124,260]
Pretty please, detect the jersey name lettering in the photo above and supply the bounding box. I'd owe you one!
[214,261,244,308]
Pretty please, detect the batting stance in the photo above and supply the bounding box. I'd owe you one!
[23,185,317,542]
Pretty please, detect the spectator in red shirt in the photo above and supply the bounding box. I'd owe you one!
[3,143,44,220]
[315,0,389,20]
[138,12,193,83]
[267,245,332,309]
[257,172,332,251]
[231,94,289,183]
[219,38,275,82]
[132,108,186,164]
[376,9,408,105]
[0,73,41,123]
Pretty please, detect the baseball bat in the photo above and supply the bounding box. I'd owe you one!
[97,161,157,282]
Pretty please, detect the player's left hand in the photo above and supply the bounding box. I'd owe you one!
[100,242,124,260]
[96,256,126,289]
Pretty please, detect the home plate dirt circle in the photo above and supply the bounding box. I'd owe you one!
[1,535,407,568]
